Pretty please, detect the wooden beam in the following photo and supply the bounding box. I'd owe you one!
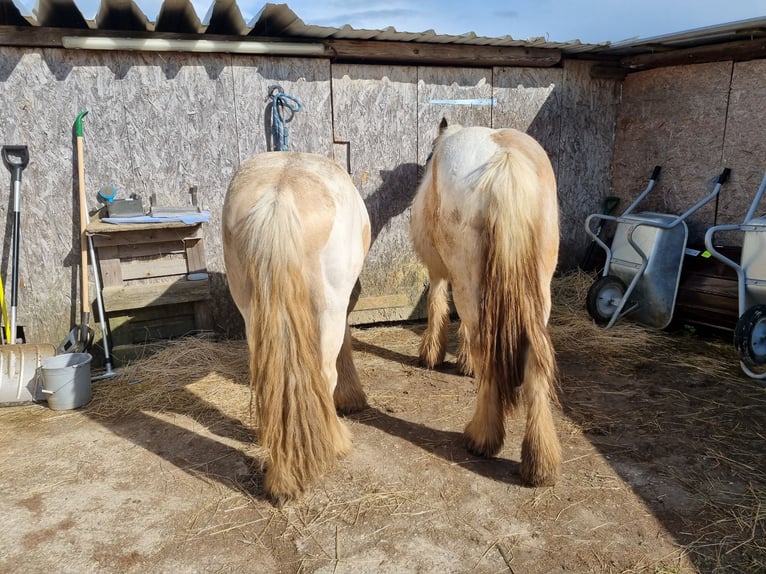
[102,279,210,312]
[0,25,562,68]
[589,64,628,80]
[621,38,766,71]
[326,39,562,67]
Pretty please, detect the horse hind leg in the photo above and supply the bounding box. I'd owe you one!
[319,307,354,458]
[334,323,368,414]
[519,351,561,486]
[335,279,367,414]
[463,369,506,457]
[419,275,450,369]
[456,321,474,376]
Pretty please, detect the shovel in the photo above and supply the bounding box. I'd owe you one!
[2,145,30,343]
[59,111,94,353]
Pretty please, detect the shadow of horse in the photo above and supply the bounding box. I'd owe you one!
[346,406,523,486]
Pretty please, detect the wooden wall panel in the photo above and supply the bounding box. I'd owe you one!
[0,48,127,344]
[493,67,563,165]
[416,67,493,163]
[557,60,621,269]
[231,57,333,161]
[719,59,766,228]
[215,57,332,334]
[8,42,759,340]
[332,64,420,324]
[612,62,731,246]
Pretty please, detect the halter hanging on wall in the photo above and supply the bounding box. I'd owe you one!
[267,85,302,152]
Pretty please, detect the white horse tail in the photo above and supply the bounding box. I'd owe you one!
[232,189,345,502]
[477,148,558,414]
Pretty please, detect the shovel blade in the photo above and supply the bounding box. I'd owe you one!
[58,325,94,354]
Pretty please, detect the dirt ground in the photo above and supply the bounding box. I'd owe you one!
[1,306,764,573]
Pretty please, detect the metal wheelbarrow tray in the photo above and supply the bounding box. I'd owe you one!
[585,166,731,330]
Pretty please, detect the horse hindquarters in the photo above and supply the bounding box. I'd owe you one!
[226,188,350,503]
[464,146,561,487]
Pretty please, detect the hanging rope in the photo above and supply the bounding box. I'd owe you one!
[268,85,302,151]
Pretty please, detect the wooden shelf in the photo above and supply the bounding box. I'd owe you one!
[86,217,212,356]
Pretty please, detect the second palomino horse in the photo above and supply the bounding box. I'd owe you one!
[223,152,370,503]
[411,119,561,486]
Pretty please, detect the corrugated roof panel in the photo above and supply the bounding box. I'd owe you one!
[0,0,32,26]
[3,0,765,65]
[34,0,88,28]
[247,2,300,36]
[202,0,248,36]
[95,0,152,31]
[155,0,202,33]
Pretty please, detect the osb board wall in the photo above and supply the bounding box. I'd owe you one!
[556,60,621,268]
[0,48,332,343]
[611,61,732,247]
[719,59,766,228]
[492,62,619,269]
[0,48,619,343]
[332,64,420,324]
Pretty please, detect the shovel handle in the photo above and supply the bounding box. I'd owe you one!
[2,145,29,176]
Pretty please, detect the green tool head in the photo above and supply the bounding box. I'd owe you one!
[74,110,89,137]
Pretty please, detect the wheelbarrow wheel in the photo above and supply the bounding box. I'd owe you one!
[586,275,627,325]
[734,304,766,365]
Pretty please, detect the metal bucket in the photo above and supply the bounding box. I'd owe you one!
[40,353,92,410]
[0,344,56,406]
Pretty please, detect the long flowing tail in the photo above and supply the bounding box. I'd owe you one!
[477,147,560,485]
[232,190,349,502]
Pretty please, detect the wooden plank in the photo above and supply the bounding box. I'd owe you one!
[89,224,202,248]
[119,254,189,280]
[193,301,213,331]
[354,294,410,312]
[96,245,123,288]
[185,237,208,274]
[102,279,211,312]
[328,39,561,68]
[332,63,420,324]
[87,218,204,235]
[718,59,766,229]
[417,66,493,163]
[117,240,186,260]
[611,61,731,248]
[621,39,766,71]
[556,60,621,269]
[107,307,198,347]
[0,28,561,68]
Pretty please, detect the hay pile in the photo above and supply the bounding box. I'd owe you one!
[90,336,250,423]
[550,270,743,382]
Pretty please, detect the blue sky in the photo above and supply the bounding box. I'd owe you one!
[22,0,766,44]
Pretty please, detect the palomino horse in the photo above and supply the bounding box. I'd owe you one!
[222,152,371,502]
[411,119,561,486]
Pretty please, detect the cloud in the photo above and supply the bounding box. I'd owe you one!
[309,8,421,28]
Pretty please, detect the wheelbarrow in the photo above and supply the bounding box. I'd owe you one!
[585,166,731,329]
[704,170,766,382]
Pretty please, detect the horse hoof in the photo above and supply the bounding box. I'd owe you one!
[519,458,559,487]
[464,435,502,458]
[520,467,557,487]
[336,400,368,415]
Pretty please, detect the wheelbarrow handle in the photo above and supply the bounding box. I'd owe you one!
[718,167,731,185]
[651,165,662,181]
[1,145,29,176]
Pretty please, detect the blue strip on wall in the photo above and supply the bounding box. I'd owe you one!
[428,98,497,107]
